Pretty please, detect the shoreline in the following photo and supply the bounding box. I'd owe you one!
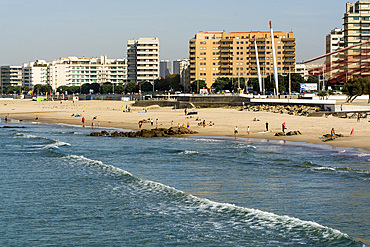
[1,99,369,151]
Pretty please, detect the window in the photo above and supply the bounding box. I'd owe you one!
[354,17,360,20]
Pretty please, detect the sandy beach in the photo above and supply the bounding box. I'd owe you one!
[1,99,370,151]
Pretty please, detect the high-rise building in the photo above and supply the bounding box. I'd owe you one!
[0,66,23,91]
[173,59,182,75]
[325,28,344,78]
[160,60,171,78]
[343,1,370,78]
[179,58,190,91]
[127,38,160,84]
[189,30,295,88]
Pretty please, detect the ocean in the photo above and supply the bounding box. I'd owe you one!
[0,120,368,246]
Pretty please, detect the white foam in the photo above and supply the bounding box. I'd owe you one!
[65,154,133,177]
[180,150,198,155]
[42,141,71,149]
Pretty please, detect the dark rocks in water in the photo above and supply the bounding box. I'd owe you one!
[1,126,26,128]
[274,130,301,136]
[90,127,197,138]
[322,133,344,142]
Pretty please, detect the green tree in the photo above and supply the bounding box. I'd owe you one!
[100,83,113,94]
[81,83,91,94]
[191,80,207,93]
[125,82,136,93]
[114,85,125,94]
[211,78,229,92]
[33,84,52,94]
[344,77,366,102]
[165,74,182,91]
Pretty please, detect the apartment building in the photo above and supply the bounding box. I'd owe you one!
[325,28,344,78]
[23,60,49,89]
[189,30,295,88]
[47,56,127,90]
[127,38,159,84]
[0,66,23,92]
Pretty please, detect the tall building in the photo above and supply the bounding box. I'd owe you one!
[23,60,49,90]
[47,56,127,91]
[160,60,171,78]
[343,1,370,78]
[189,31,295,88]
[179,58,190,91]
[173,59,182,75]
[127,37,160,84]
[325,28,344,79]
[0,66,23,91]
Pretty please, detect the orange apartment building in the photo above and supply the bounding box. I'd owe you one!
[189,31,295,88]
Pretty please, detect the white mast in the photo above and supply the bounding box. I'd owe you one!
[254,36,262,94]
[270,21,279,95]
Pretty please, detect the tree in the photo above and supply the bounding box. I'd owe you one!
[365,77,370,103]
[33,84,52,94]
[100,83,113,94]
[165,74,182,91]
[114,85,125,94]
[125,82,136,93]
[191,80,207,93]
[211,78,229,92]
[344,77,366,102]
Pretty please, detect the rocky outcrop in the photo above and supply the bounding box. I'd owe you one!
[274,130,302,136]
[0,126,27,128]
[322,133,344,142]
[90,127,197,138]
[245,104,321,116]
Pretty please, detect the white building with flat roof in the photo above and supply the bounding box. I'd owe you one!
[127,37,160,84]
[23,60,49,89]
[47,56,127,90]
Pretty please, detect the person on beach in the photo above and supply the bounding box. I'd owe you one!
[151,119,154,126]
[184,108,187,115]
[187,122,190,128]
[156,119,158,127]
[82,117,85,127]
[247,126,250,135]
[171,120,174,126]
[92,122,95,129]
[331,128,335,140]
[357,113,361,122]
[265,122,269,131]
[282,122,286,133]
[234,126,238,139]
[5,115,7,122]
[203,120,206,127]
[139,121,142,130]
[36,115,39,122]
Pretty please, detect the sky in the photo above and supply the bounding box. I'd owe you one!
[0,0,349,65]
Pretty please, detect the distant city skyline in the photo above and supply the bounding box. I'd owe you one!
[0,0,349,65]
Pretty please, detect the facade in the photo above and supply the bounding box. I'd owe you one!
[295,62,309,80]
[325,28,344,78]
[178,58,190,90]
[0,66,23,91]
[23,60,49,89]
[343,1,370,78]
[127,37,160,84]
[189,31,295,88]
[160,60,171,78]
[47,56,127,91]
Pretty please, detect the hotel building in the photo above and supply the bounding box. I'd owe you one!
[189,30,295,88]
[0,66,23,90]
[22,60,49,89]
[127,38,160,84]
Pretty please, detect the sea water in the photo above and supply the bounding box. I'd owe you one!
[0,120,368,246]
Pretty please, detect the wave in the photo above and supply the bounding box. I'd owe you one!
[12,133,46,139]
[130,174,355,244]
[174,150,199,155]
[64,154,133,177]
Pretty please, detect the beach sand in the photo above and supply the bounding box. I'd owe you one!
[1,99,370,151]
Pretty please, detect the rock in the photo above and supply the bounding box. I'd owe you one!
[89,127,197,138]
[275,132,285,136]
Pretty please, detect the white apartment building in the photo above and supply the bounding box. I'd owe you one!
[23,60,49,89]
[127,38,160,84]
[295,62,309,80]
[325,28,344,79]
[48,56,127,91]
[0,66,23,90]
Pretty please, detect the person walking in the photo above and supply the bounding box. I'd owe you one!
[265,122,269,131]
[234,126,238,139]
[282,122,286,133]
[247,126,250,135]
[82,117,85,127]
[331,128,335,140]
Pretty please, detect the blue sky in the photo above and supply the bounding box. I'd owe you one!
[0,0,348,65]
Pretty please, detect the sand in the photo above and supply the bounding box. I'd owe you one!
[1,99,370,151]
